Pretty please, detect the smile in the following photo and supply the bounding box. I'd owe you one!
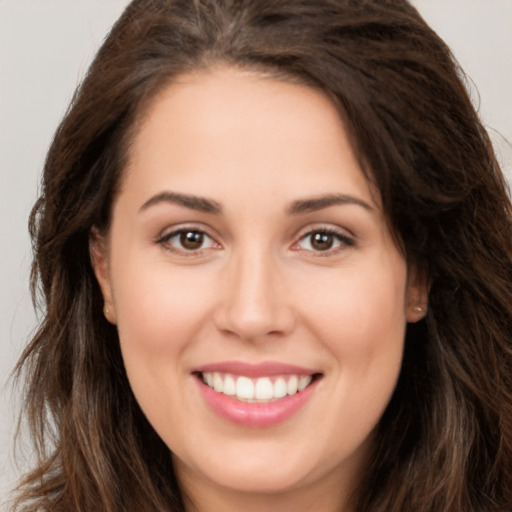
[193,362,322,427]
[201,372,313,403]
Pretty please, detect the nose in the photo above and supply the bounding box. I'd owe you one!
[213,247,296,342]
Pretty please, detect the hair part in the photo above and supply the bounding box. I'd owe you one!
[13,1,512,511]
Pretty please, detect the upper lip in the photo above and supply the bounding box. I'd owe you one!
[193,361,319,378]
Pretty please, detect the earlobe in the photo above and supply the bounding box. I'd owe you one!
[89,227,117,324]
[407,304,427,323]
[405,268,429,323]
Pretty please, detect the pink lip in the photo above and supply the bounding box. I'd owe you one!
[194,360,317,377]
[193,361,321,428]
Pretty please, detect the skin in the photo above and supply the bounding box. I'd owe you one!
[91,67,427,512]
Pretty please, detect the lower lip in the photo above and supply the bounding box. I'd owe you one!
[196,376,319,427]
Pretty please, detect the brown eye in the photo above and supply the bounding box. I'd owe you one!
[180,231,204,250]
[310,232,334,251]
[295,229,354,254]
[158,228,217,253]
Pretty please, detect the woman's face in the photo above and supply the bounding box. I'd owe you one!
[92,67,426,506]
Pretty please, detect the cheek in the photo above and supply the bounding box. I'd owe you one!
[109,255,218,430]
[113,256,216,355]
[303,263,407,354]
[299,264,407,443]
[302,258,408,406]
[108,254,218,429]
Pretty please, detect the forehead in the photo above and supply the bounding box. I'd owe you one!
[120,66,379,211]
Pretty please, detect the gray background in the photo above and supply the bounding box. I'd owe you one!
[1,0,511,505]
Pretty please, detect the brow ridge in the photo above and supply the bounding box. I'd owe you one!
[139,191,222,214]
[288,194,373,215]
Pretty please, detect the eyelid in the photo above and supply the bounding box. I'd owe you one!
[290,224,355,254]
[156,224,222,255]
[154,222,355,257]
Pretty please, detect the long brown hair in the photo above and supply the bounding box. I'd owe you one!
[13,0,512,510]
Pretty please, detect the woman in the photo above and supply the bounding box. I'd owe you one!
[12,0,512,511]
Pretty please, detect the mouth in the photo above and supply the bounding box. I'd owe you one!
[196,371,321,403]
[192,362,322,427]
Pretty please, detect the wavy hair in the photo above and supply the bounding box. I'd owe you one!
[13,0,512,510]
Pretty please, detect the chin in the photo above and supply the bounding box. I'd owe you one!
[203,463,313,495]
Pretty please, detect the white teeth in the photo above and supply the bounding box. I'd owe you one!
[298,375,312,391]
[213,372,223,393]
[201,372,315,402]
[223,374,236,396]
[236,376,254,399]
[287,375,298,395]
[254,377,273,400]
[274,377,287,398]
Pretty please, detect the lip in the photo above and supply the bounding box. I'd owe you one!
[193,361,321,428]
[193,360,318,377]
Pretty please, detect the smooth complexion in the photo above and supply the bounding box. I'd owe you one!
[91,67,427,512]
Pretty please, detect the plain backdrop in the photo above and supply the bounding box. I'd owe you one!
[1,0,511,505]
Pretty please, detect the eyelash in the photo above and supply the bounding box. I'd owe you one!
[293,227,355,256]
[156,226,355,256]
[156,226,219,256]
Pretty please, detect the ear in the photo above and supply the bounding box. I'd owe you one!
[89,227,117,324]
[405,266,429,323]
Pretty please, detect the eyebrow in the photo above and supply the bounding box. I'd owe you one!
[139,191,222,214]
[139,191,372,216]
[287,194,374,215]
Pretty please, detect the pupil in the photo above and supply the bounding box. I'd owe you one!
[312,232,333,251]
[180,231,203,250]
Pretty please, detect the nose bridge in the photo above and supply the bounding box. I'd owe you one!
[216,241,293,340]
